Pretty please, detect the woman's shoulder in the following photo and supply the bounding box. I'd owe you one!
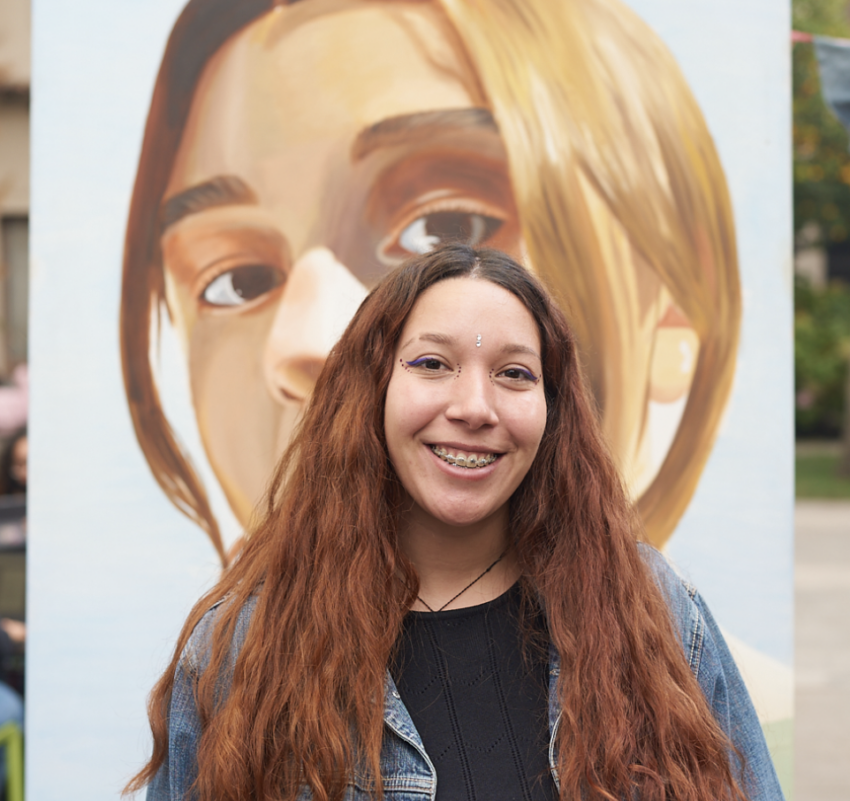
[637,542,709,675]
[180,593,259,676]
[637,545,786,797]
[636,541,696,606]
[636,543,742,695]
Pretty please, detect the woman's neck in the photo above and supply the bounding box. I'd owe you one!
[399,504,520,612]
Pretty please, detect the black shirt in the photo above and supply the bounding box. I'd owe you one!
[393,584,558,801]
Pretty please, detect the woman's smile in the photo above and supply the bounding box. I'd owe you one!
[428,444,499,469]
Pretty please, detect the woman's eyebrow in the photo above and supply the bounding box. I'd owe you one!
[500,344,541,360]
[399,333,456,349]
[351,108,498,161]
[159,175,258,232]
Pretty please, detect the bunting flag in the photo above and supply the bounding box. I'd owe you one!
[795,30,850,133]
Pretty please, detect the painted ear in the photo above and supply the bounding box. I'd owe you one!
[648,304,699,404]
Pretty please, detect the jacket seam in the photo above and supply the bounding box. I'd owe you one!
[682,580,704,676]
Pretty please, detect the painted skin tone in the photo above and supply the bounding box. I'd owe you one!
[160,0,522,526]
[159,0,696,537]
[384,278,547,611]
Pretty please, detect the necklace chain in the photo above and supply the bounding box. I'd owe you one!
[417,550,508,613]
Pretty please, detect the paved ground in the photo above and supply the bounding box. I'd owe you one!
[795,499,850,801]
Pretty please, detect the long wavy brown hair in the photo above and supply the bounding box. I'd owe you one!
[128,246,747,801]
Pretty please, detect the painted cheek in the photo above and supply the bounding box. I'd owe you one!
[187,309,283,518]
[163,273,198,351]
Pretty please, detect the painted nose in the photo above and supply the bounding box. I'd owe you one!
[264,247,368,403]
[445,369,499,429]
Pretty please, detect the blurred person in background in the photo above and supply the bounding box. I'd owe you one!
[0,428,27,497]
[0,366,27,440]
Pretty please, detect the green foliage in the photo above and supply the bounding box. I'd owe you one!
[796,452,850,497]
[793,0,850,37]
[793,0,850,243]
[795,277,850,434]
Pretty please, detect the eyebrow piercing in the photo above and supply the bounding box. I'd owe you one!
[476,334,482,348]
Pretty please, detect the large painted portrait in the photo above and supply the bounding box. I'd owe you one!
[122,0,738,563]
[28,0,791,798]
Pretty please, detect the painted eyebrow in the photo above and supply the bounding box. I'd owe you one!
[159,175,258,232]
[351,108,499,162]
[159,110,497,229]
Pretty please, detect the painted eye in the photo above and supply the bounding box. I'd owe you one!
[201,265,285,307]
[394,212,503,256]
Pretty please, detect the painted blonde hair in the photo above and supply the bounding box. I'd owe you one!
[441,0,740,544]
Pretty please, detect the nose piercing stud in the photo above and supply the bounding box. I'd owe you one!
[476,334,482,348]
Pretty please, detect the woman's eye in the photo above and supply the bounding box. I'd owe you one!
[406,357,445,371]
[201,264,285,307]
[392,211,503,257]
[499,367,538,383]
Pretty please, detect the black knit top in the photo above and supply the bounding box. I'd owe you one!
[392,584,558,801]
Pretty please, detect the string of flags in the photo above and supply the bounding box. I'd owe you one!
[794,31,850,133]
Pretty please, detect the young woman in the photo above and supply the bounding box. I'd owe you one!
[129,246,781,801]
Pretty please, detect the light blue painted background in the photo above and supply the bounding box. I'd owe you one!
[28,1,791,798]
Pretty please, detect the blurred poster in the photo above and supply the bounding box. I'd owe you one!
[29,0,792,797]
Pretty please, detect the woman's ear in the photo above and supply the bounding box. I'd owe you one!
[648,303,699,404]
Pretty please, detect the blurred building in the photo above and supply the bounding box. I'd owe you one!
[0,0,29,378]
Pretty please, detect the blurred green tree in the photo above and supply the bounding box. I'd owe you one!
[794,1,850,469]
[793,0,850,244]
[795,277,850,437]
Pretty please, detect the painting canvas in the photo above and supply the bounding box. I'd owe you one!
[28,0,792,797]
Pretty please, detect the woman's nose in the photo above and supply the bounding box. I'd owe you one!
[264,247,368,404]
[445,369,499,429]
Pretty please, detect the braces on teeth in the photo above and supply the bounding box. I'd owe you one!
[430,445,497,468]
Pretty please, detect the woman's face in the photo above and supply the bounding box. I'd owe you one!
[160,0,522,522]
[384,277,547,531]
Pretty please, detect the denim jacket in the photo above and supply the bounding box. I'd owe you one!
[147,547,785,800]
